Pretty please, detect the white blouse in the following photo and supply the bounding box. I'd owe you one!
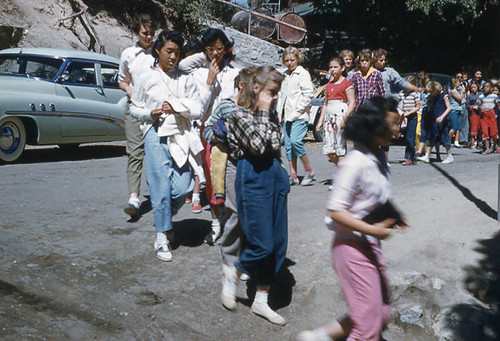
[118,42,154,88]
[326,146,391,242]
[192,61,240,123]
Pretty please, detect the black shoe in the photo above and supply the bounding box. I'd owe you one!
[124,203,140,219]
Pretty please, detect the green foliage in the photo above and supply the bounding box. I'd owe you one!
[406,0,499,22]
[163,0,237,37]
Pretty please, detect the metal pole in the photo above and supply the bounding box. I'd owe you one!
[248,11,251,35]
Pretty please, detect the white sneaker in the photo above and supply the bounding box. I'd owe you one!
[416,154,430,163]
[154,237,173,262]
[239,272,250,281]
[441,154,454,164]
[297,329,332,341]
[454,141,462,148]
[221,264,238,310]
[250,301,286,325]
[301,172,315,186]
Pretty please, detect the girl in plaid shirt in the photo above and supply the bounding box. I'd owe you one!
[349,49,385,110]
[223,65,289,326]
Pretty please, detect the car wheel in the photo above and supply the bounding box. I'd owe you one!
[0,117,26,163]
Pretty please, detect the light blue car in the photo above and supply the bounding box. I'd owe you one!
[0,47,128,162]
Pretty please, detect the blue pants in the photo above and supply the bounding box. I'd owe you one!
[284,120,308,160]
[236,156,290,285]
[428,119,451,148]
[144,127,194,233]
[459,105,469,143]
[449,109,462,132]
[404,114,417,160]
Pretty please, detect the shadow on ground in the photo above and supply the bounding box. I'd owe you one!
[1,144,126,165]
[430,163,497,220]
[446,230,500,340]
[172,218,211,248]
[237,258,297,311]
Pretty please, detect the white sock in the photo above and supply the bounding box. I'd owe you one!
[128,196,140,206]
[254,291,268,304]
[212,219,221,233]
[192,193,200,202]
[156,232,167,244]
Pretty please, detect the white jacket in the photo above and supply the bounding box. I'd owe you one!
[277,65,314,122]
[129,66,204,180]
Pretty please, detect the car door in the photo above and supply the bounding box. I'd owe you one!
[96,62,127,138]
[55,59,110,139]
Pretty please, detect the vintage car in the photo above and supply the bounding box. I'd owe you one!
[0,47,128,162]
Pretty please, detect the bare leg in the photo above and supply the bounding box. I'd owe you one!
[299,153,312,172]
[289,158,298,176]
[323,316,352,340]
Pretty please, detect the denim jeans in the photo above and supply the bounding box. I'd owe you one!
[284,120,308,160]
[428,118,451,148]
[404,114,417,160]
[144,127,194,233]
[236,156,290,285]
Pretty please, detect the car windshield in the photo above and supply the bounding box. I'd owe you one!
[0,54,63,80]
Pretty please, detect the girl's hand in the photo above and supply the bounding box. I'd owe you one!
[396,218,409,232]
[436,115,445,123]
[316,122,323,131]
[161,101,175,114]
[206,58,221,86]
[340,118,346,129]
[257,89,275,112]
[151,108,164,120]
[371,218,397,240]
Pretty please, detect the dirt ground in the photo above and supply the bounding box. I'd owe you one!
[0,141,498,340]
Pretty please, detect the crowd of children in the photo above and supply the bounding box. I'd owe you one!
[117,17,495,338]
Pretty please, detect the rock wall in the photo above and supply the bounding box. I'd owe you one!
[0,0,134,58]
[212,23,283,69]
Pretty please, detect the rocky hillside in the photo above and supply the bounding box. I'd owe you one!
[0,0,282,67]
[0,0,135,58]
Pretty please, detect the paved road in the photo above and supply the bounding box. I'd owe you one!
[0,141,498,340]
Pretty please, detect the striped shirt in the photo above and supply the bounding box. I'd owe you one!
[228,108,281,160]
[399,91,420,113]
[203,98,237,144]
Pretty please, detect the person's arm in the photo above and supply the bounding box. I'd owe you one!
[436,95,451,123]
[118,49,133,97]
[178,52,208,74]
[449,88,462,102]
[344,85,355,117]
[330,210,396,240]
[295,68,315,114]
[203,100,231,144]
[376,72,386,97]
[315,99,328,131]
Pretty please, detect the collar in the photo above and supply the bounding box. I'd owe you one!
[357,67,376,80]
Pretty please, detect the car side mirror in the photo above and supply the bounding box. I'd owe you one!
[58,73,71,83]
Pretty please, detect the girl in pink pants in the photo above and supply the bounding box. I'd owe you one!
[297,97,407,341]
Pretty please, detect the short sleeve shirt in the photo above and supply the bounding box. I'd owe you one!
[478,93,499,111]
[326,78,353,102]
